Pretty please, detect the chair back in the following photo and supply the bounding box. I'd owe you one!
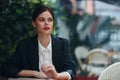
[74,46,89,74]
[98,62,120,80]
[86,48,109,76]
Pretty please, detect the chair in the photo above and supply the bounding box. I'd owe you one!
[74,46,89,74]
[86,48,109,77]
[98,62,120,80]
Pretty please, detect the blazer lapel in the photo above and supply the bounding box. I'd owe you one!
[29,35,39,71]
[52,37,61,66]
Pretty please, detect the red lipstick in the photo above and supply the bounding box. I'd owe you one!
[44,27,50,30]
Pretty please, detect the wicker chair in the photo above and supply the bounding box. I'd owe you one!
[98,62,120,80]
[86,48,109,77]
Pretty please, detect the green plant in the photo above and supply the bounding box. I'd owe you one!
[0,0,44,70]
[0,0,58,68]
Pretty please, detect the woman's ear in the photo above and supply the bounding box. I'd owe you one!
[32,21,36,28]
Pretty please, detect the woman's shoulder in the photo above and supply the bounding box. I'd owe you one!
[52,36,69,44]
[18,35,37,44]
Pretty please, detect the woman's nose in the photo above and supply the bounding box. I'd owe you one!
[45,20,49,25]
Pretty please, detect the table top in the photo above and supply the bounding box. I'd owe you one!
[8,78,52,80]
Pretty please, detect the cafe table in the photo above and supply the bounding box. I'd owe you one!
[8,78,52,80]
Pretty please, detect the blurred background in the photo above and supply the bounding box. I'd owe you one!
[0,0,120,79]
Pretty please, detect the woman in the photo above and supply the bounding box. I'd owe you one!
[1,5,76,80]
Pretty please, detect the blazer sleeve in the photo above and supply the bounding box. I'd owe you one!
[60,38,77,80]
[1,35,38,78]
[1,41,24,78]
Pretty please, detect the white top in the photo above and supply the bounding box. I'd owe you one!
[38,38,52,70]
[38,38,71,79]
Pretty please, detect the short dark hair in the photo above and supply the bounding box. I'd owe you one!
[32,5,55,21]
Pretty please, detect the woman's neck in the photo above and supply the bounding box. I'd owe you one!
[38,34,51,48]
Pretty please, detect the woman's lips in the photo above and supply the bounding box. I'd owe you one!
[44,27,50,30]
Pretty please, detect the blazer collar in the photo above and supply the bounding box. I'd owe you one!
[29,35,59,71]
[51,36,61,66]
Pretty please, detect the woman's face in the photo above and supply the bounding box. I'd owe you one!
[32,10,53,35]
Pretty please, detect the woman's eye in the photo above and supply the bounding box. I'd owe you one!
[39,18,45,22]
[39,17,53,22]
[48,18,53,22]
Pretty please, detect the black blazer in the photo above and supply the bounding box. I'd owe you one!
[1,35,76,80]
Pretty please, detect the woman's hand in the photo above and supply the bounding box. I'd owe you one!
[41,64,70,80]
[41,64,58,79]
[33,71,48,79]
